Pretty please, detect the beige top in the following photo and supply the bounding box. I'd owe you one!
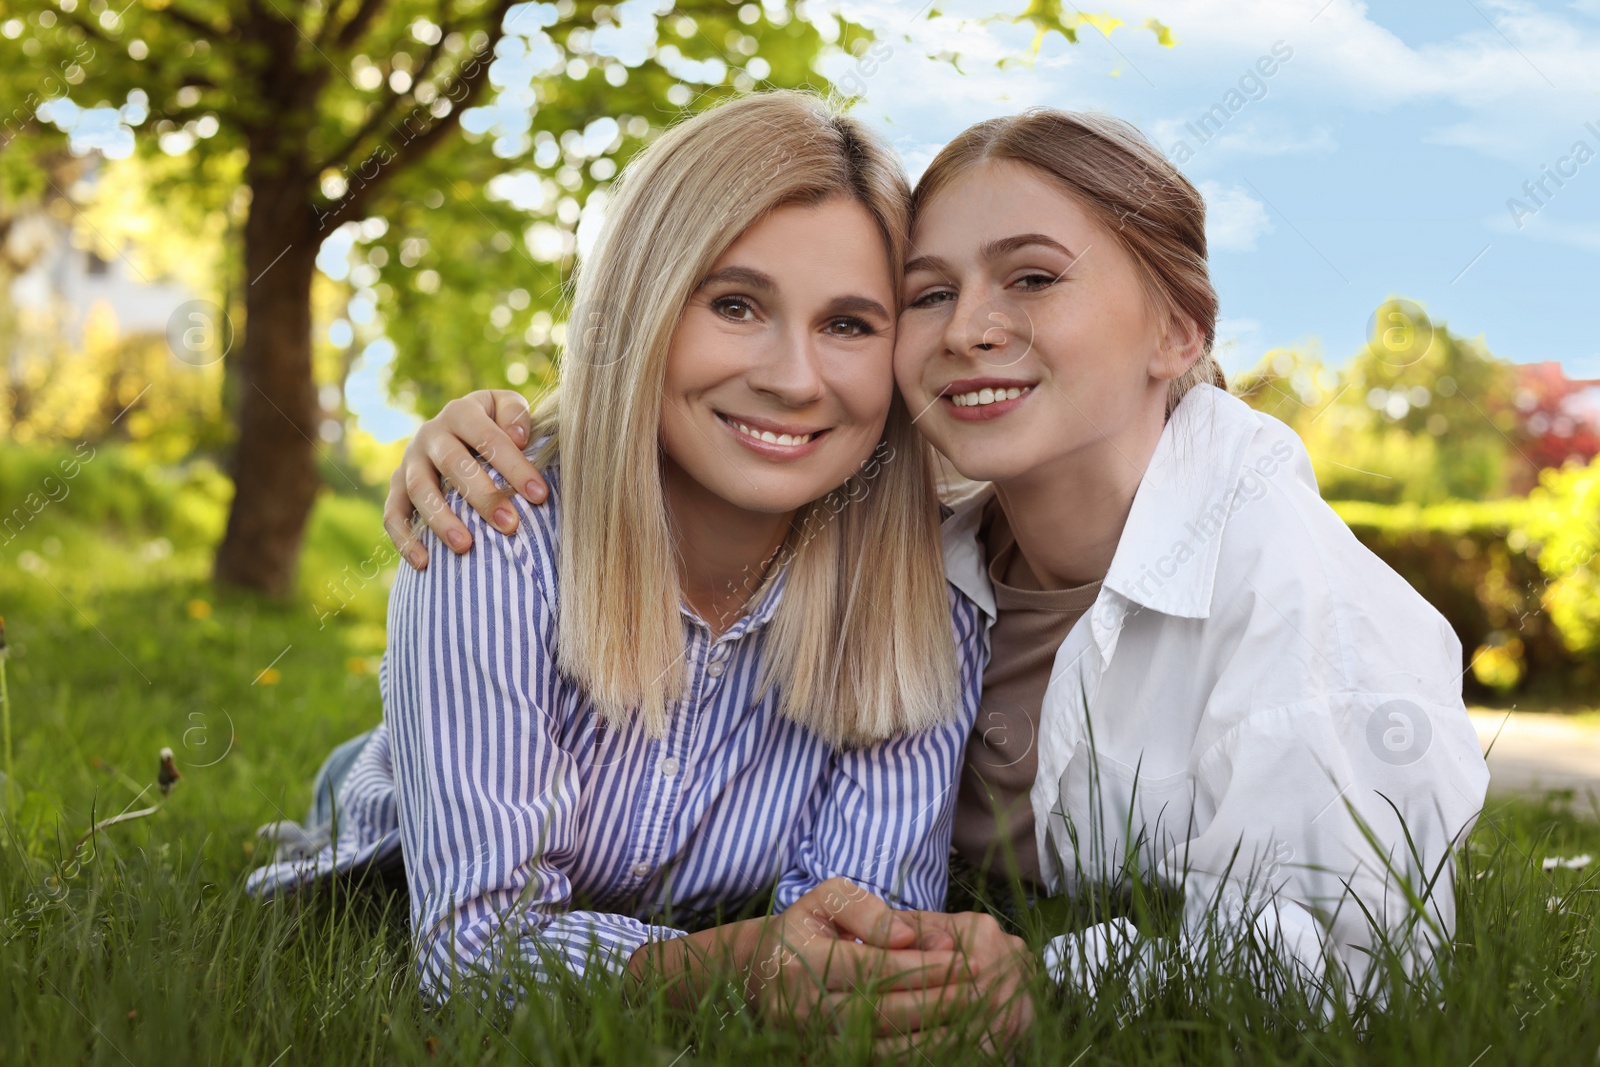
[951,500,1102,887]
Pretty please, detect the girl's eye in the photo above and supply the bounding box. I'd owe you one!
[711,295,758,321]
[1013,272,1056,292]
[824,317,876,338]
[908,288,954,309]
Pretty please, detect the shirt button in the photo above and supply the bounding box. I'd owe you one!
[706,661,725,678]
[632,861,651,878]
[659,757,680,777]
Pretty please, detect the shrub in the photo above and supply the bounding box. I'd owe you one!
[1333,455,1600,699]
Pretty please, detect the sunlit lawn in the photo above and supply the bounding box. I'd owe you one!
[2,444,1597,1065]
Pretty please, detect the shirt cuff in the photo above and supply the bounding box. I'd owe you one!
[1042,917,1150,999]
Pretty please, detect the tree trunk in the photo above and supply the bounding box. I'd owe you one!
[212,166,320,597]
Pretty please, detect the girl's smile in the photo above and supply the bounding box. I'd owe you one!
[940,378,1037,420]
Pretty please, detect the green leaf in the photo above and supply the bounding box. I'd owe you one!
[1143,18,1179,48]
[1008,1,1127,55]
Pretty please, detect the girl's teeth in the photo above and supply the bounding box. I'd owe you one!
[951,386,1028,408]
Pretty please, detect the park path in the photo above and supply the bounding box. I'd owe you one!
[1469,709,1600,806]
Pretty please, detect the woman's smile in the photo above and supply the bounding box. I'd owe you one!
[715,411,830,457]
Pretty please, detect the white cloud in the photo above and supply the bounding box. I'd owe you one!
[1135,0,1600,160]
[1212,316,1269,376]
[892,139,947,182]
[1493,210,1600,250]
[1202,122,1337,158]
[1199,182,1273,252]
[1150,115,1337,164]
[845,0,1600,163]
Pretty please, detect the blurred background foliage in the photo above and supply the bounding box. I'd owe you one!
[1233,299,1600,700]
[6,287,1600,702]
[0,0,1594,701]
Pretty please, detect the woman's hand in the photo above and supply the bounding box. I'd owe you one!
[625,879,982,1044]
[383,390,545,569]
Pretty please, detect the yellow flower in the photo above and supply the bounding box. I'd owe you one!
[255,667,281,686]
[346,656,371,675]
[186,599,213,620]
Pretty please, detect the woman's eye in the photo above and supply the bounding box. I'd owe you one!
[825,317,875,338]
[711,296,758,321]
[1013,272,1057,292]
[908,289,953,309]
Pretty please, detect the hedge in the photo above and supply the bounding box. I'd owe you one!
[1333,457,1600,699]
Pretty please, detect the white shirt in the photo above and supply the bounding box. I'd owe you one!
[939,384,1490,1003]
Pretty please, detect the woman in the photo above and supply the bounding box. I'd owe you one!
[395,105,1489,1025]
[250,91,997,1029]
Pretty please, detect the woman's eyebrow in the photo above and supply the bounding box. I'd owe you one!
[826,294,892,321]
[903,252,950,277]
[697,265,776,292]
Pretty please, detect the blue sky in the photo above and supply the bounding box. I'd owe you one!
[343,0,1600,440]
[825,0,1600,379]
[32,0,1597,436]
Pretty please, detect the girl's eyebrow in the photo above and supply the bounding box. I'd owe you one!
[904,233,1079,278]
[982,232,1077,260]
[697,265,775,292]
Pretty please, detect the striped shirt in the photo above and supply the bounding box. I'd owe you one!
[249,464,985,996]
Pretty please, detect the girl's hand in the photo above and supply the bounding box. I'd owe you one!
[746,879,972,1034]
[383,390,545,569]
[868,910,1036,1058]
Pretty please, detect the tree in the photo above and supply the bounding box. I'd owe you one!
[1235,299,1521,504]
[1507,361,1600,490]
[2,0,1149,595]
[1,0,848,595]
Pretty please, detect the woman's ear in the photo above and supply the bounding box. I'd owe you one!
[1150,311,1205,383]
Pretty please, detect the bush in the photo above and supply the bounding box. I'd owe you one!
[0,441,230,548]
[1334,455,1600,699]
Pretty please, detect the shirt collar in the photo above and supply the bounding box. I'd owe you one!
[940,483,997,624]
[937,385,1264,626]
[679,557,790,640]
[1099,384,1263,620]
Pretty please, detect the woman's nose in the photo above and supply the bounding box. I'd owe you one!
[747,330,827,406]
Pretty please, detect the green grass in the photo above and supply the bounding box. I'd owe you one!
[2,444,1598,1065]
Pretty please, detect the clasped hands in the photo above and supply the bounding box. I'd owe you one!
[745,877,1036,1056]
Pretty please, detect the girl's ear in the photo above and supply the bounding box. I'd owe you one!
[1150,309,1205,383]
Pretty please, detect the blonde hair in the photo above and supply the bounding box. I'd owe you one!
[528,91,958,747]
[912,109,1225,413]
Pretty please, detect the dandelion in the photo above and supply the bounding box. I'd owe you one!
[255,667,281,686]
[158,747,181,796]
[186,599,212,620]
[48,747,181,892]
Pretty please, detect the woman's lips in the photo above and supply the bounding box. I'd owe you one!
[717,412,830,458]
